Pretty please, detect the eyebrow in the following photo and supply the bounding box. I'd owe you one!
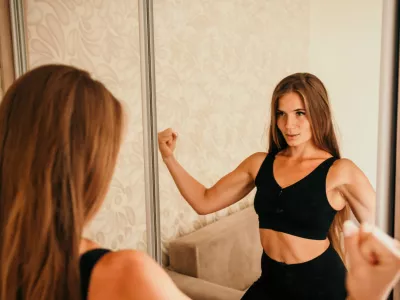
[276,108,306,112]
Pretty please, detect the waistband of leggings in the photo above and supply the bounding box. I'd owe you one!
[261,244,338,270]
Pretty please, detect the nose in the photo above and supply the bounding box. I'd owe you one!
[285,115,297,129]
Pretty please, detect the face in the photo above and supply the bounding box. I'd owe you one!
[276,92,312,147]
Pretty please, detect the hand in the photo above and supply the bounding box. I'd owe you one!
[158,128,178,160]
[344,220,400,300]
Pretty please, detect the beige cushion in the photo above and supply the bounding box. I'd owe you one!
[168,207,262,290]
[166,270,245,300]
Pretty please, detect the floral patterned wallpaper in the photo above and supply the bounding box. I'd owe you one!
[153,0,310,264]
[25,0,148,251]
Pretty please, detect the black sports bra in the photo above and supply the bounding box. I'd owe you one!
[253,152,338,240]
[80,248,111,300]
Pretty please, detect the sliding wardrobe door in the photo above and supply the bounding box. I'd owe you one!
[378,0,399,299]
[0,0,15,98]
[394,57,400,299]
[393,16,400,298]
[14,0,150,252]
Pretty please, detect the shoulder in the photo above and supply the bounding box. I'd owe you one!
[329,158,365,185]
[91,249,160,286]
[80,238,101,254]
[102,249,156,270]
[331,158,359,174]
[88,250,186,299]
[244,152,268,166]
[239,152,268,174]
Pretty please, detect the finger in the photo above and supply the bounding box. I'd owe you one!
[371,226,400,258]
[158,128,173,138]
[394,239,400,251]
[359,224,400,265]
[358,225,378,264]
[343,220,364,268]
[159,133,174,142]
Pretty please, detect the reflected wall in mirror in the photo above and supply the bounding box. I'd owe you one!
[155,0,310,259]
[155,0,382,298]
[25,0,147,251]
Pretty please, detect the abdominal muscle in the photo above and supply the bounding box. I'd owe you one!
[259,228,331,264]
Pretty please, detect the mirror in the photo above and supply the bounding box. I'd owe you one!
[154,0,382,299]
[24,0,148,251]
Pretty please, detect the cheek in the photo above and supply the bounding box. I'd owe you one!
[299,118,311,129]
[300,120,313,138]
[276,118,284,130]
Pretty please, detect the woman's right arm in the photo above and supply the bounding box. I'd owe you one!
[158,128,265,215]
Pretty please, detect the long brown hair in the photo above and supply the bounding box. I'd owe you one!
[267,72,350,261]
[0,64,124,300]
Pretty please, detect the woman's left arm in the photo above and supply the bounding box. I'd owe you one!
[334,159,376,224]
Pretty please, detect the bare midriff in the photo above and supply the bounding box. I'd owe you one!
[259,228,331,264]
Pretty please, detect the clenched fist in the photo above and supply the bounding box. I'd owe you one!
[344,220,400,300]
[158,128,178,160]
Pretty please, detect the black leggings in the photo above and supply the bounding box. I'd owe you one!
[241,245,347,300]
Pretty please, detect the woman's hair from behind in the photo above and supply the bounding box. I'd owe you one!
[268,72,350,261]
[0,64,124,300]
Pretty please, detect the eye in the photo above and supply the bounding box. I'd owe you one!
[276,111,285,117]
[296,111,305,116]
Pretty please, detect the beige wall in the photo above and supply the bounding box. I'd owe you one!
[154,0,311,263]
[307,0,382,189]
[25,0,147,251]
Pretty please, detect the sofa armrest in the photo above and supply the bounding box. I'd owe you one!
[166,269,245,300]
[168,207,262,290]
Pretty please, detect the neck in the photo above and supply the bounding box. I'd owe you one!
[282,142,320,159]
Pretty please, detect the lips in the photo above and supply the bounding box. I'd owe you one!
[286,134,299,140]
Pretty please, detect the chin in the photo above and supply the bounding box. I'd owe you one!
[285,139,307,147]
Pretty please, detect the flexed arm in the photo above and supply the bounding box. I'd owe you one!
[158,128,263,215]
[333,159,376,223]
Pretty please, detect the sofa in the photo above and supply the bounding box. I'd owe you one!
[165,207,262,300]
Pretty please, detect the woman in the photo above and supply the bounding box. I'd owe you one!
[0,64,189,300]
[344,220,400,300]
[158,73,376,299]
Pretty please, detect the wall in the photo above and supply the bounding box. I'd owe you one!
[154,0,311,263]
[25,0,147,251]
[308,0,382,188]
